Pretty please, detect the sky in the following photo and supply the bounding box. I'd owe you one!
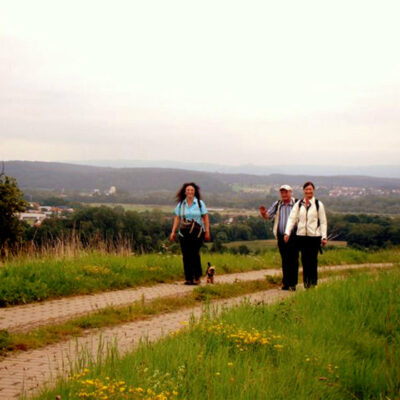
[1,0,399,167]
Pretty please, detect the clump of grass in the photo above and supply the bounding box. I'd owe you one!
[34,267,400,400]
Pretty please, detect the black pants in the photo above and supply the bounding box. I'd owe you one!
[179,232,204,282]
[297,236,321,288]
[277,234,299,288]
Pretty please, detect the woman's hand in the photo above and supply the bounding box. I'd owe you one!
[204,231,211,241]
[169,232,176,242]
[321,238,328,247]
[283,234,290,243]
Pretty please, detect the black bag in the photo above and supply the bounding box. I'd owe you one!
[179,201,203,239]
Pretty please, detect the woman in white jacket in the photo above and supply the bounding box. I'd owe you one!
[284,181,327,288]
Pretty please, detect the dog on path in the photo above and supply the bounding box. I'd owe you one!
[206,262,216,284]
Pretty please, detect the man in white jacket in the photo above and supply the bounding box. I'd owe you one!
[284,181,327,288]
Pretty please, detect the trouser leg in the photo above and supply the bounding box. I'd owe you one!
[179,236,194,281]
[179,234,204,282]
[300,236,320,288]
[278,234,299,288]
[193,233,205,280]
[287,235,299,287]
[277,236,289,287]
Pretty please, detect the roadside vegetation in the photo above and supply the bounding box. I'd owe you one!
[33,267,400,400]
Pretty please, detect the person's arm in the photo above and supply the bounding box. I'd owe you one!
[284,202,299,242]
[170,215,181,242]
[259,206,268,219]
[319,202,328,246]
[260,201,278,220]
[203,214,210,241]
[200,200,211,241]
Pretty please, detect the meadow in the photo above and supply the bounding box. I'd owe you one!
[33,267,400,400]
[0,246,398,306]
[218,239,347,252]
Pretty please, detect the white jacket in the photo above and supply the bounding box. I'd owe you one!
[284,197,327,239]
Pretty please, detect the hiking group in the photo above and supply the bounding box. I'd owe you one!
[170,181,327,289]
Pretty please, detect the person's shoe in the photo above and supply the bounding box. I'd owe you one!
[281,286,290,291]
[288,286,296,291]
[184,281,193,285]
[193,278,201,285]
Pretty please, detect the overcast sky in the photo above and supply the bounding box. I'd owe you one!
[1,0,399,166]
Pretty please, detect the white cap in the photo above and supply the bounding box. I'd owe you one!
[279,184,292,191]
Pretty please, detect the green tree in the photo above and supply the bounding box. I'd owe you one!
[0,174,28,255]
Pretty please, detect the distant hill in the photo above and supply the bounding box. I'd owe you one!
[68,159,400,179]
[4,161,232,192]
[4,161,400,192]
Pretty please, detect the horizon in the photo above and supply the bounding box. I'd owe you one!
[4,159,400,179]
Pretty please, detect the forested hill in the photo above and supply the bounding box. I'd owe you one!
[4,161,400,192]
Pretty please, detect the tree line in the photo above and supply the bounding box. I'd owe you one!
[18,207,400,253]
[2,175,400,255]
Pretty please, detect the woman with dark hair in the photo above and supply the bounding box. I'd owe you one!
[170,182,210,285]
[284,181,328,288]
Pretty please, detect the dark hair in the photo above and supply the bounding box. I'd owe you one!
[303,181,315,190]
[176,182,202,204]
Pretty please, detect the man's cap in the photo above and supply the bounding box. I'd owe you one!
[279,184,292,191]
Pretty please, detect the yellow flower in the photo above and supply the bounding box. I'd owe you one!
[215,372,221,376]
[227,362,234,367]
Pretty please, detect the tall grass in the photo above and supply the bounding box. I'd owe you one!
[34,267,400,400]
[0,246,398,306]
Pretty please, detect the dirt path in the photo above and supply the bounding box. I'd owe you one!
[0,263,392,333]
[0,288,292,399]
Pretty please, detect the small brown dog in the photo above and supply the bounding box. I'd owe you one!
[206,262,216,284]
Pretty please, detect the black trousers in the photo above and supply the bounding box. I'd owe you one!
[297,236,321,288]
[277,234,299,288]
[179,232,204,282]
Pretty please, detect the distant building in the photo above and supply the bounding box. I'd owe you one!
[107,186,117,195]
[19,212,47,226]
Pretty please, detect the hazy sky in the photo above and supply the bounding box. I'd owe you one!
[1,0,399,166]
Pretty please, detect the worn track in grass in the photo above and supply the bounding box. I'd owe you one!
[0,263,393,333]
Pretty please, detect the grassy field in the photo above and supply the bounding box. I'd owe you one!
[0,247,398,306]
[217,239,347,251]
[34,267,400,400]
[88,202,260,216]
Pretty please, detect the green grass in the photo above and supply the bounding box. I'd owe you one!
[33,267,400,400]
[217,239,347,252]
[0,279,279,356]
[0,247,398,306]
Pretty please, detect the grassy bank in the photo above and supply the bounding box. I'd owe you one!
[34,267,400,400]
[0,247,398,306]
